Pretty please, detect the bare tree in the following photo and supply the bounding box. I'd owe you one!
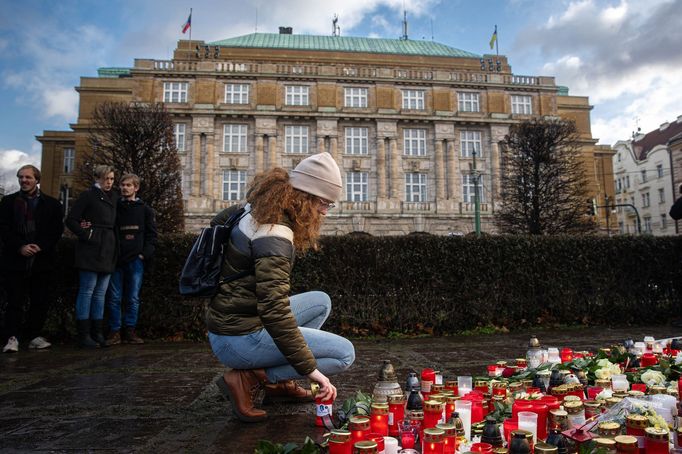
[495,118,596,235]
[78,102,184,233]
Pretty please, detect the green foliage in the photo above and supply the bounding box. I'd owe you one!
[254,437,320,454]
[42,234,682,340]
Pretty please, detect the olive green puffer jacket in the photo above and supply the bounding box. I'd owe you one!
[205,204,317,376]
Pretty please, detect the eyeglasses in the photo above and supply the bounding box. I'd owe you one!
[318,198,336,209]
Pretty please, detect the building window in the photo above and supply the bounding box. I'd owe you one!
[225,83,249,104]
[222,170,246,201]
[285,85,309,106]
[402,89,425,110]
[657,164,664,178]
[462,174,485,203]
[644,216,652,233]
[63,148,74,174]
[163,82,188,103]
[511,95,532,114]
[174,124,186,151]
[661,214,668,229]
[617,152,621,162]
[659,188,665,204]
[626,175,630,188]
[642,192,650,207]
[403,128,427,156]
[460,131,482,157]
[346,172,368,201]
[641,169,647,183]
[223,124,248,152]
[285,125,309,153]
[615,178,621,193]
[344,87,368,108]
[458,92,480,112]
[405,173,427,202]
[345,127,368,155]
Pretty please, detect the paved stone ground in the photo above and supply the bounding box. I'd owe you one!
[1,325,680,453]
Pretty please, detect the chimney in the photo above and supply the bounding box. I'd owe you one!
[279,26,293,34]
[659,122,670,131]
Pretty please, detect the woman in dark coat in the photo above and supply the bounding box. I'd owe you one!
[65,165,118,348]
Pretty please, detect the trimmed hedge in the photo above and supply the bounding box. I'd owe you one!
[38,235,682,340]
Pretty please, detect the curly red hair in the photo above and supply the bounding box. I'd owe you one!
[246,168,323,252]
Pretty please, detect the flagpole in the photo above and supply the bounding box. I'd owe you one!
[495,24,499,56]
[189,8,192,44]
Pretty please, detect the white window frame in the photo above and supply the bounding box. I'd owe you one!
[225,83,249,104]
[642,192,650,207]
[284,125,309,153]
[163,82,188,103]
[641,169,647,183]
[403,128,427,156]
[460,131,482,158]
[405,173,428,202]
[658,188,665,204]
[661,214,668,229]
[174,124,186,152]
[63,148,74,174]
[222,170,246,201]
[344,87,368,108]
[458,92,480,112]
[402,89,425,110]
[346,172,368,201]
[462,173,486,203]
[285,85,309,106]
[511,95,532,114]
[223,124,248,153]
[345,127,368,155]
[644,216,652,233]
[657,164,664,178]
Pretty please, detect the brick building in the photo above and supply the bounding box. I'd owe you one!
[38,30,613,234]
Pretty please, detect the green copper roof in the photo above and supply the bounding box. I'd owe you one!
[98,67,131,78]
[557,85,570,96]
[208,33,480,58]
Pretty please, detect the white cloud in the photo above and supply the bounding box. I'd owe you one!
[43,87,79,119]
[0,149,42,193]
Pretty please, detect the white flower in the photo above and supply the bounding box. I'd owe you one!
[596,388,613,400]
[640,370,666,386]
[596,359,612,368]
[595,368,612,380]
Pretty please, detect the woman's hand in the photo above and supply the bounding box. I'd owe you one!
[307,369,337,401]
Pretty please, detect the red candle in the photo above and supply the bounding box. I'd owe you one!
[644,427,669,454]
[436,422,457,454]
[560,348,573,363]
[424,400,445,430]
[315,396,334,427]
[525,387,541,395]
[487,365,498,377]
[512,401,534,419]
[470,442,494,454]
[631,383,647,393]
[503,418,519,446]
[640,353,658,367]
[349,416,371,444]
[444,380,458,396]
[370,402,389,436]
[422,428,445,454]
[399,421,417,450]
[388,394,406,437]
[529,401,549,441]
[364,433,385,452]
[586,386,604,399]
[328,429,353,454]
[444,396,457,422]
[422,368,436,400]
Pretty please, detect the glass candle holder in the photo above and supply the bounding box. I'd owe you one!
[353,440,378,454]
[315,396,334,427]
[444,380,458,396]
[518,411,538,443]
[560,348,573,363]
[547,348,561,364]
[422,368,436,400]
[640,353,658,367]
[458,376,473,397]
[364,433,385,453]
[529,401,549,441]
[444,396,458,422]
[398,419,417,450]
[422,428,445,454]
[644,427,669,454]
[436,422,457,454]
[455,399,472,441]
[503,418,519,446]
[388,394,406,437]
[350,416,371,444]
[424,400,445,430]
[371,402,390,436]
[329,429,353,454]
[512,401,534,419]
[384,436,399,454]
[614,435,638,454]
[470,442,494,454]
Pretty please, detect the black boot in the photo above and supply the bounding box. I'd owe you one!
[91,319,108,348]
[77,319,98,349]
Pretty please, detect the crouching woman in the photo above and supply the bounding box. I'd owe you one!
[206,152,355,422]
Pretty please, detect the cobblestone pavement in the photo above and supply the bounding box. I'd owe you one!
[1,326,680,453]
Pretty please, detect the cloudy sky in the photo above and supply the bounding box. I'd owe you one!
[0,0,680,192]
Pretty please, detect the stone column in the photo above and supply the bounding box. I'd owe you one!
[205,134,215,199]
[389,138,401,199]
[330,137,338,161]
[318,136,326,154]
[447,139,459,200]
[491,141,501,201]
[435,139,445,200]
[376,138,387,198]
[191,134,202,196]
[268,135,277,169]
[255,135,264,174]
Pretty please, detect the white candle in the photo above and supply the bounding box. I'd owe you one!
[458,407,472,441]
[384,436,399,454]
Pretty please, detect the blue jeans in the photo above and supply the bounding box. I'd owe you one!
[107,258,144,331]
[75,271,112,320]
[209,291,355,383]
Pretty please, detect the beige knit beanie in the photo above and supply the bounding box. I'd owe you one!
[289,152,342,201]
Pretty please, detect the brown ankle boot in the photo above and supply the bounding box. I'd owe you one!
[220,369,268,422]
[263,380,314,404]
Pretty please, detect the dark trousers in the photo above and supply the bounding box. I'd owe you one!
[1,270,53,343]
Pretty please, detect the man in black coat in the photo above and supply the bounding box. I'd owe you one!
[105,173,157,345]
[0,165,64,353]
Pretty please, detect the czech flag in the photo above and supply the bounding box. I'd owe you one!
[182,12,191,34]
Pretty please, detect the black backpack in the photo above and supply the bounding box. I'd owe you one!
[179,207,251,297]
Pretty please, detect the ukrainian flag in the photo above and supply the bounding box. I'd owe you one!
[489,26,497,50]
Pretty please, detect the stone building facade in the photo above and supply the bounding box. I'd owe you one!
[38,31,613,234]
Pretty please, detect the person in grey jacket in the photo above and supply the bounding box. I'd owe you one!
[65,165,118,348]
